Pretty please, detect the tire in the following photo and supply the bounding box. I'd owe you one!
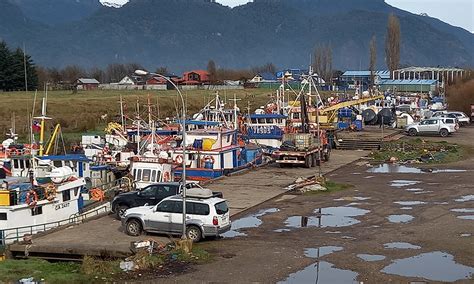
[304,155,312,168]
[408,128,417,136]
[439,129,449,137]
[115,204,129,220]
[125,219,142,236]
[186,225,202,242]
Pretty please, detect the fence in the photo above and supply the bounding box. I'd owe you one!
[98,84,244,91]
[0,205,110,245]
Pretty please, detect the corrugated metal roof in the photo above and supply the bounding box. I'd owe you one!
[394,67,464,72]
[77,78,100,84]
[380,79,437,85]
[342,71,390,79]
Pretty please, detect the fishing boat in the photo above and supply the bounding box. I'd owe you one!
[0,173,87,245]
[170,127,263,181]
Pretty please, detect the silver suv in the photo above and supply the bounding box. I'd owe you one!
[122,191,231,242]
[433,111,470,126]
[405,118,456,137]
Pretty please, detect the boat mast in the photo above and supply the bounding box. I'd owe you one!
[119,95,125,130]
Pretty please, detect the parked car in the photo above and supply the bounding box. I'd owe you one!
[111,182,222,219]
[405,118,456,137]
[432,111,470,126]
[122,189,231,242]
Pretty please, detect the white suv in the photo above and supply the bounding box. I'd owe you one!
[405,118,456,137]
[433,111,470,126]
[122,189,231,242]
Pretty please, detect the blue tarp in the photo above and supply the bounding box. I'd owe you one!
[39,154,90,162]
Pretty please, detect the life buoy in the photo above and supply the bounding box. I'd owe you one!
[26,190,38,207]
[175,155,183,164]
[45,184,57,201]
[90,188,105,201]
[163,171,171,182]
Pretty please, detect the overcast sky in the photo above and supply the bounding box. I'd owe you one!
[106,0,473,32]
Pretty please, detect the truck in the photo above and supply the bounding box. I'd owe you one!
[272,132,330,168]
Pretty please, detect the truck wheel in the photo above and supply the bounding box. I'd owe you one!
[439,129,449,137]
[408,128,417,136]
[125,219,142,236]
[304,155,312,168]
[186,225,202,242]
[115,205,129,220]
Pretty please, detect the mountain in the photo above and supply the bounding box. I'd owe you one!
[0,0,473,72]
[7,0,102,26]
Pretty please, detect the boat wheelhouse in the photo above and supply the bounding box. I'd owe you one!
[245,114,287,149]
[130,156,173,189]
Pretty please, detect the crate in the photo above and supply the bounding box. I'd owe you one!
[284,133,316,150]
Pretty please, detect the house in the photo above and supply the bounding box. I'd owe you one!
[249,72,278,83]
[76,78,100,90]
[146,74,180,85]
[181,70,210,85]
[340,70,390,91]
[117,75,146,85]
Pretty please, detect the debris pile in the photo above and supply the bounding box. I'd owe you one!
[370,139,461,164]
[286,176,327,193]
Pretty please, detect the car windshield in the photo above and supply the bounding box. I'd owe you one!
[215,201,229,215]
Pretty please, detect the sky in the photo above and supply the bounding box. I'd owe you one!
[105,0,474,33]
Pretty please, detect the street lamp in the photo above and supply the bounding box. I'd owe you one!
[135,70,188,239]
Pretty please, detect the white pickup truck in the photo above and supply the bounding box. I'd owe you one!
[405,118,456,137]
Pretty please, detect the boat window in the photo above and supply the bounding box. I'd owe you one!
[258,118,265,124]
[13,159,19,169]
[31,206,43,216]
[136,169,142,181]
[151,170,156,182]
[266,118,273,124]
[72,161,77,170]
[251,118,257,123]
[133,169,137,179]
[142,169,151,182]
[25,159,30,169]
[53,161,62,168]
[62,190,71,202]
[293,113,300,119]
[0,213,6,220]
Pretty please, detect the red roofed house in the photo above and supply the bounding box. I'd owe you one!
[181,70,210,85]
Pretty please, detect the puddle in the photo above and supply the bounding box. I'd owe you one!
[457,215,474,220]
[414,191,433,195]
[387,214,414,223]
[434,201,449,205]
[282,207,370,229]
[357,254,386,262]
[278,261,358,284]
[451,208,474,213]
[390,180,421,187]
[368,164,422,173]
[325,231,342,234]
[406,188,424,192]
[333,196,371,201]
[400,207,413,210]
[455,195,474,202]
[304,246,343,258]
[384,242,421,249]
[364,175,375,179]
[352,172,361,175]
[222,208,280,238]
[460,233,472,237]
[431,169,467,173]
[394,201,426,206]
[341,236,356,240]
[381,251,474,282]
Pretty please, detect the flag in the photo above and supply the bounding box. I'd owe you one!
[32,120,41,133]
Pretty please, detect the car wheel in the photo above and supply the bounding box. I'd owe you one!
[408,128,417,136]
[125,219,142,236]
[186,225,202,242]
[439,129,449,137]
[115,205,129,220]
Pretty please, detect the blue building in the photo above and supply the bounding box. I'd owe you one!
[340,70,390,91]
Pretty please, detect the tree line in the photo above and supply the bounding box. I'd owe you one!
[0,41,38,91]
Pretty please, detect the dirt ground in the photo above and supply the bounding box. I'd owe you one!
[166,126,474,283]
